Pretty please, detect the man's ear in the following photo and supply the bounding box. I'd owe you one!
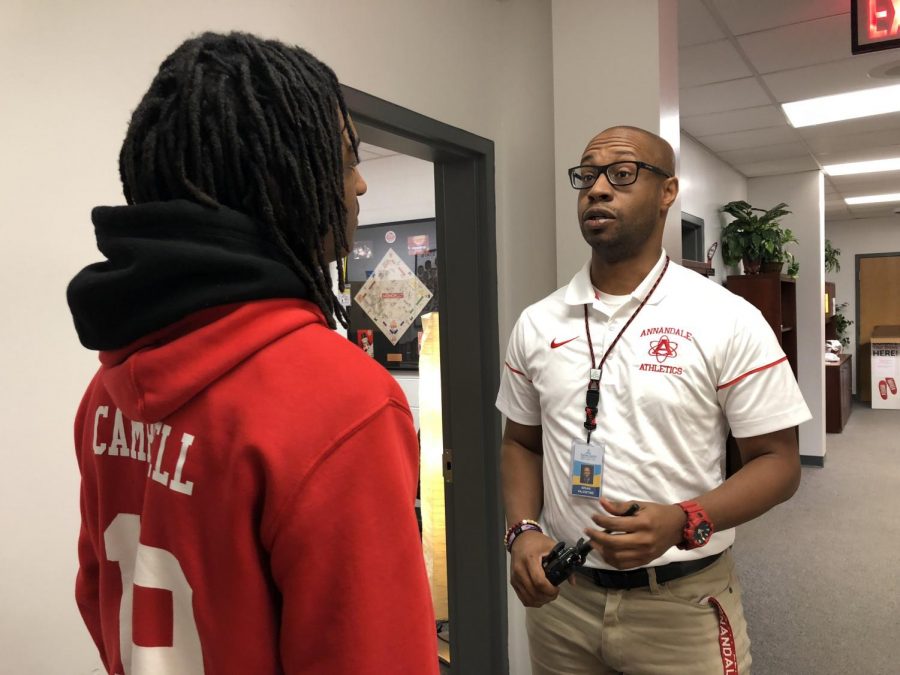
[660,176,679,209]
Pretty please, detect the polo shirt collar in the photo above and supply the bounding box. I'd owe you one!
[563,249,670,307]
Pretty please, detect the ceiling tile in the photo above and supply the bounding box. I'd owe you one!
[848,203,900,218]
[358,141,397,159]
[358,148,382,162]
[695,124,799,152]
[711,0,847,35]
[834,173,900,193]
[805,130,900,157]
[733,156,821,177]
[763,51,900,102]
[680,77,771,116]
[679,0,726,47]
[737,14,850,75]
[679,40,752,87]
[719,141,811,165]
[796,111,900,141]
[680,105,787,136]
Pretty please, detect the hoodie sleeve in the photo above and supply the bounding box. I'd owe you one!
[269,400,438,675]
[73,379,110,672]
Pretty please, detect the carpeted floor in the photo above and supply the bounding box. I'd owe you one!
[735,401,900,675]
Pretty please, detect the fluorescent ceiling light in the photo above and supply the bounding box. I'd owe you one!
[845,193,900,205]
[782,83,900,127]
[824,157,900,176]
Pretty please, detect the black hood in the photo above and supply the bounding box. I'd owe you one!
[67,200,310,351]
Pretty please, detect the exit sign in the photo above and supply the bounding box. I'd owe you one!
[853,0,900,54]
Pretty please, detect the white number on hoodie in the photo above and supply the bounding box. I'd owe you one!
[104,514,204,674]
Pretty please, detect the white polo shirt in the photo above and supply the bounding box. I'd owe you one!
[496,250,811,569]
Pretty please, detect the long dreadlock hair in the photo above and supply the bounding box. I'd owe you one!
[119,31,357,328]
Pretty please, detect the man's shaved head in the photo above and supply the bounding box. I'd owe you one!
[592,126,676,175]
[576,125,680,267]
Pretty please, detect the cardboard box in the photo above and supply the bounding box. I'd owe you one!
[871,325,900,410]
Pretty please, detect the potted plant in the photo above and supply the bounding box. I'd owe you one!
[720,200,796,275]
[825,239,841,273]
[786,252,800,278]
[834,302,853,348]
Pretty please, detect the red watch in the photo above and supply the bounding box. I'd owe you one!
[676,500,714,550]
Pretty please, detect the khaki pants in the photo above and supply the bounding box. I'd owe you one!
[526,549,751,675]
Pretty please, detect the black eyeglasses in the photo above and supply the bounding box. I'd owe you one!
[568,161,673,189]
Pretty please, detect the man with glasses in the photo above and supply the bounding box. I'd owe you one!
[497,126,810,674]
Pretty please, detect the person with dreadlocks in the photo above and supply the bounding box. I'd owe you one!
[67,32,438,674]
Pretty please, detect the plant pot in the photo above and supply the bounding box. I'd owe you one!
[742,257,762,275]
[760,261,784,275]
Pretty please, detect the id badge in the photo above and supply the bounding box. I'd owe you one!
[570,438,605,499]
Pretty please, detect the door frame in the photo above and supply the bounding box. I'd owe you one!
[855,251,900,399]
[342,86,506,675]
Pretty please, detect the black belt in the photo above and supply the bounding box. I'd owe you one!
[575,552,723,590]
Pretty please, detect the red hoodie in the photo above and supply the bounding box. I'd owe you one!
[74,298,438,674]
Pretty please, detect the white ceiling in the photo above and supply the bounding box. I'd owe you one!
[679,0,900,220]
[357,141,399,163]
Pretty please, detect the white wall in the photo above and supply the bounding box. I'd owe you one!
[358,153,435,227]
[679,134,749,283]
[825,216,900,394]
[0,2,556,672]
[749,172,826,460]
[552,0,681,285]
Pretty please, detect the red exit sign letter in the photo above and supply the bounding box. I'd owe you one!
[853,0,900,53]
[870,0,900,38]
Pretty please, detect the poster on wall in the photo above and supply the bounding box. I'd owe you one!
[354,249,433,345]
[345,219,438,370]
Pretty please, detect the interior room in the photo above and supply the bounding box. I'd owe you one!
[2,1,899,674]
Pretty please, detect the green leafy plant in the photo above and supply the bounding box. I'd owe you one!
[786,252,800,278]
[720,200,796,272]
[833,302,853,348]
[825,239,841,273]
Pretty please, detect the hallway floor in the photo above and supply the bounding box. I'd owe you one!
[735,401,900,674]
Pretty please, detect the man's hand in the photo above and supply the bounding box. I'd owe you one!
[584,497,686,570]
[509,531,568,608]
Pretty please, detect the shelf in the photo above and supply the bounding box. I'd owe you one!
[681,259,715,277]
[724,272,799,476]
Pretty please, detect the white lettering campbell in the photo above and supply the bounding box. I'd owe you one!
[91,405,197,497]
[130,421,146,461]
[109,409,130,457]
[92,406,109,455]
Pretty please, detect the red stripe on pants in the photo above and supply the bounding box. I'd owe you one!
[707,596,739,675]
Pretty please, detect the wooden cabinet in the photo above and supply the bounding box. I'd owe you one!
[725,274,798,375]
[826,354,852,433]
[723,274,799,474]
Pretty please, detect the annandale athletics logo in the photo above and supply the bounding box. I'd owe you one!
[648,335,678,363]
[638,326,692,375]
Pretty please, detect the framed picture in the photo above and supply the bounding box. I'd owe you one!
[346,218,438,370]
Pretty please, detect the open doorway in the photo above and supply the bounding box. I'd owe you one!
[856,252,900,402]
[342,86,506,675]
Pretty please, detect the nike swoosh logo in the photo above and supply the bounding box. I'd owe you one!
[550,336,579,349]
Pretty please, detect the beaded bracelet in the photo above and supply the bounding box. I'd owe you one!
[504,519,543,552]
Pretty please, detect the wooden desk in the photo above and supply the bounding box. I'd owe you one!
[826,354,852,433]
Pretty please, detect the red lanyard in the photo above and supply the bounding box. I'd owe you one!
[582,257,669,442]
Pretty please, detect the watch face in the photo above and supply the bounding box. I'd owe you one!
[694,522,712,545]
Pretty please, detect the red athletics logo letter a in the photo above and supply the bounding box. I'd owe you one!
[648,335,678,363]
